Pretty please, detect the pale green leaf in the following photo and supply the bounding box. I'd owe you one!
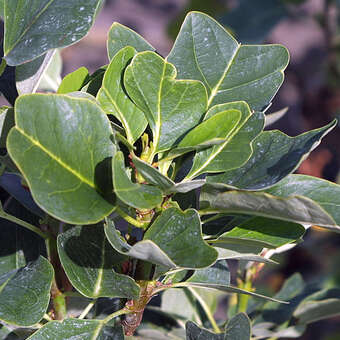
[57,224,140,299]
[265,107,288,127]
[57,66,89,94]
[4,0,101,66]
[27,319,124,340]
[7,94,116,225]
[207,120,336,190]
[0,106,14,148]
[124,51,207,153]
[107,22,155,60]
[167,11,289,110]
[0,256,53,327]
[113,151,163,209]
[97,46,147,144]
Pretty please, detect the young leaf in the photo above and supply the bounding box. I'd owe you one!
[207,120,337,190]
[27,319,124,340]
[7,94,116,224]
[167,11,289,110]
[4,0,102,66]
[225,313,251,340]
[0,256,53,327]
[57,224,140,299]
[124,51,207,153]
[132,155,205,194]
[186,107,265,178]
[112,151,163,209]
[107,22,155,60]
[144,207,218,268]
[57,66,89,94]
[97,46,147,144]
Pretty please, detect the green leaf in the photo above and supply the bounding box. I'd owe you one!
[97,46,147,144]
[7,94,116,225]
[132,155,205,194]
[57,224,140,299]
[187,261,231,286]
[27,319,124,340]
[186,321,224,340]
[216,247,274,264]
[0,106,14,148]
[124,51,207,153]
[167,11,289,111]
[200,180,340,231]
[0,256,53,326]
[187,107,264,179]
[216,217,305,249]
[145,207,218,268]
[207,120,337,190]
[225,313,251,340]
[4,0,102,66]
[168,109,241,159]
[57,66,89,94]
[16,50,57,94]
[294,288,340,324]
[113,151,163,209]
[107,22,155,60]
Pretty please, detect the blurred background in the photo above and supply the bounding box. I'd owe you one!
[4,0,340,338]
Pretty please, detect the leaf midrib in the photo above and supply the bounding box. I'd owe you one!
[5,0,55,56]
[16,126,95,189]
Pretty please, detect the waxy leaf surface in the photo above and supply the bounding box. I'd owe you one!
[107,22,155,60]
[145,207,218,268]
[186,321,224,340]
[225,313,251,340]
[167,11,289,111]
[0,256,53,326]
[208,120,336,190]
[4,0,102,65]
[57,224,140,299]
[97,47,147,143]
[187,106,264,178]
[124,51,207,153]
[113,151,163,209]
[27,319,124,340]
[7,94,116,224]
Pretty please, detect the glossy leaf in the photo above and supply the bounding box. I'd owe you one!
[200,182,340,231]
[4,0,102,66]
[113,151,163,209]
[144,207,218,268]
[294,288,340,324]
[57,224,140,299]
[169,109,241,158]
[0,256,53,326]
[57,66,89,94]
[132,155,205,194]
[225,313,251,340]
[107,22,155,60]
[7,94,116,224]
[97,46,147,144]
[167,11,289,111]
[207,120,336,190]
[124,51,207,153]
[216,217,305,248]
[187,108,264,179]
[186,321,223,340]
[216,247,274,264]
[16,50,57,94]
[27,319,124,340]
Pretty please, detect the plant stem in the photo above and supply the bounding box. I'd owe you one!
[115,207,148,229]
[237,277,252,314]
[102,308,131,324]
[78,300,97,319]
[188,287,221,333]
[0,212,49,240]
